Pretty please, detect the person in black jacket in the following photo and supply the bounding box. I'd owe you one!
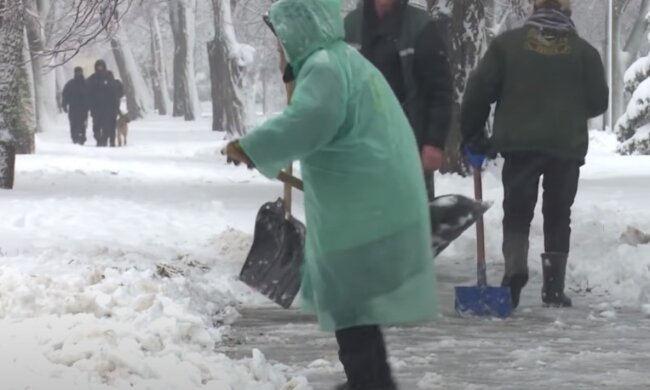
[87,60,122,147]
[104,71,125,147]
[62,67,89,145]
[461,0,609,309]
[345,0,453,200]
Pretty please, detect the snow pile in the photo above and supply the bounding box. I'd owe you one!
[0,237,306,389]
[0,116,307,389]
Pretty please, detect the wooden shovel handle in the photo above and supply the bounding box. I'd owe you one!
[278,170,304,191]
[282,81,296,216]
[283,164,293,215]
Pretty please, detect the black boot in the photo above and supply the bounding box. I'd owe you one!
[502,232,530,309]
[541,252,572,307]
[501,274,529,309]
[335,326,397,390]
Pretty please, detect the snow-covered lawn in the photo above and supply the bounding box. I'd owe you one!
[1,116,649,389]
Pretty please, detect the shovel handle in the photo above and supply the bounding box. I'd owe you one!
[474,167,487,286]
[283,165,293,216]
[277,170,304,191]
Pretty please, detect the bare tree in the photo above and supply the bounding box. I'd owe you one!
[149,11,171,115]
[111,29,154,119]
[169,0,200,120]
[209,0,253,136]
[1,0,33,188]
[24,0,58,132]
[432,0,488,175]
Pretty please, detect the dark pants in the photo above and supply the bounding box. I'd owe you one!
[335,326,396,390]
[69,114,87,145]
[93,115,117,147]
[502,153,580,275]
[424,172,435,202]
[105,115,117,147]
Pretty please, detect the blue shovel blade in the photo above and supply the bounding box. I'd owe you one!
[455,285,513,318]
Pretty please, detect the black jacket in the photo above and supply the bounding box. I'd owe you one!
[87,72,123,118]
[345,0,453,150]
[62,76,88,118]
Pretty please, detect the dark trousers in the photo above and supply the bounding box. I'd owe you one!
[69,114,87,145]
[335,326,396,390]
[424,172,435,202]
[502,153,580,274]
[93,115,117,147]
[105,116,117,147]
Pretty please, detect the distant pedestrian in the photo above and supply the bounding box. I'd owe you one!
[62,67,89,145]
[86,60,122,147]
[104,71,124,147]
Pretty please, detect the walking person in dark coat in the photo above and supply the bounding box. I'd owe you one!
[461,0,609,309]
[62,67,89,145]
[104,71,125,147]
[344,0,453,200]
[87,60,121,147]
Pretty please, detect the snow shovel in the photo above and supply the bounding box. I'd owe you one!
[238,74,305,309]
[239,164,306,309]
[454,167,513,318]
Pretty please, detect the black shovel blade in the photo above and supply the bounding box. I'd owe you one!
[431,195,491,256]
[239,198,305,309]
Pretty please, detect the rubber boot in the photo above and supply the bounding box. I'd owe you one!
[501,232,530,309]
[336,326,397,390]
[541,252,572,307]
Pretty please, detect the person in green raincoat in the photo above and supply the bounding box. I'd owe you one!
[224,0,436,388]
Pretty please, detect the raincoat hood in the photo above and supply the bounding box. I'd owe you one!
[269,0,344,71]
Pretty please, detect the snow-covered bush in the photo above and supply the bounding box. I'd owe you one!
[617,15,650,155]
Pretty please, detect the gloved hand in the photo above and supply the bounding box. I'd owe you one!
[464,145,487,169]
[221,141,255,169]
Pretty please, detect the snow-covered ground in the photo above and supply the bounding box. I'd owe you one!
[1,116,650,389]
[0,116,307,389]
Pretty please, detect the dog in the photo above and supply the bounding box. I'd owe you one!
[117,111,131,147]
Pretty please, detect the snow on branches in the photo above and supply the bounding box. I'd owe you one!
[617,45,650,154]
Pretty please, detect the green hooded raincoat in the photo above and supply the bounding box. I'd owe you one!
[238,0,437,332]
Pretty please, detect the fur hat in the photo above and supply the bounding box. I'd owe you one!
[534,0,571,13]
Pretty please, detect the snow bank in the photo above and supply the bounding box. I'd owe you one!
[0,115,307,389]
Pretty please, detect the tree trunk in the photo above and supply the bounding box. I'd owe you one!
[169,0,200,121]
[433,0,488,175]
[111,31,153,119]
[262,76,268,115]
[150,13,171,116]
[24,0,57,133]
[55,64,67,112]
[209,0,247,136]
[0,140,16,189]
[1,0,34,188]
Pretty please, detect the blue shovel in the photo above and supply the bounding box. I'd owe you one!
[455,165,513,318]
